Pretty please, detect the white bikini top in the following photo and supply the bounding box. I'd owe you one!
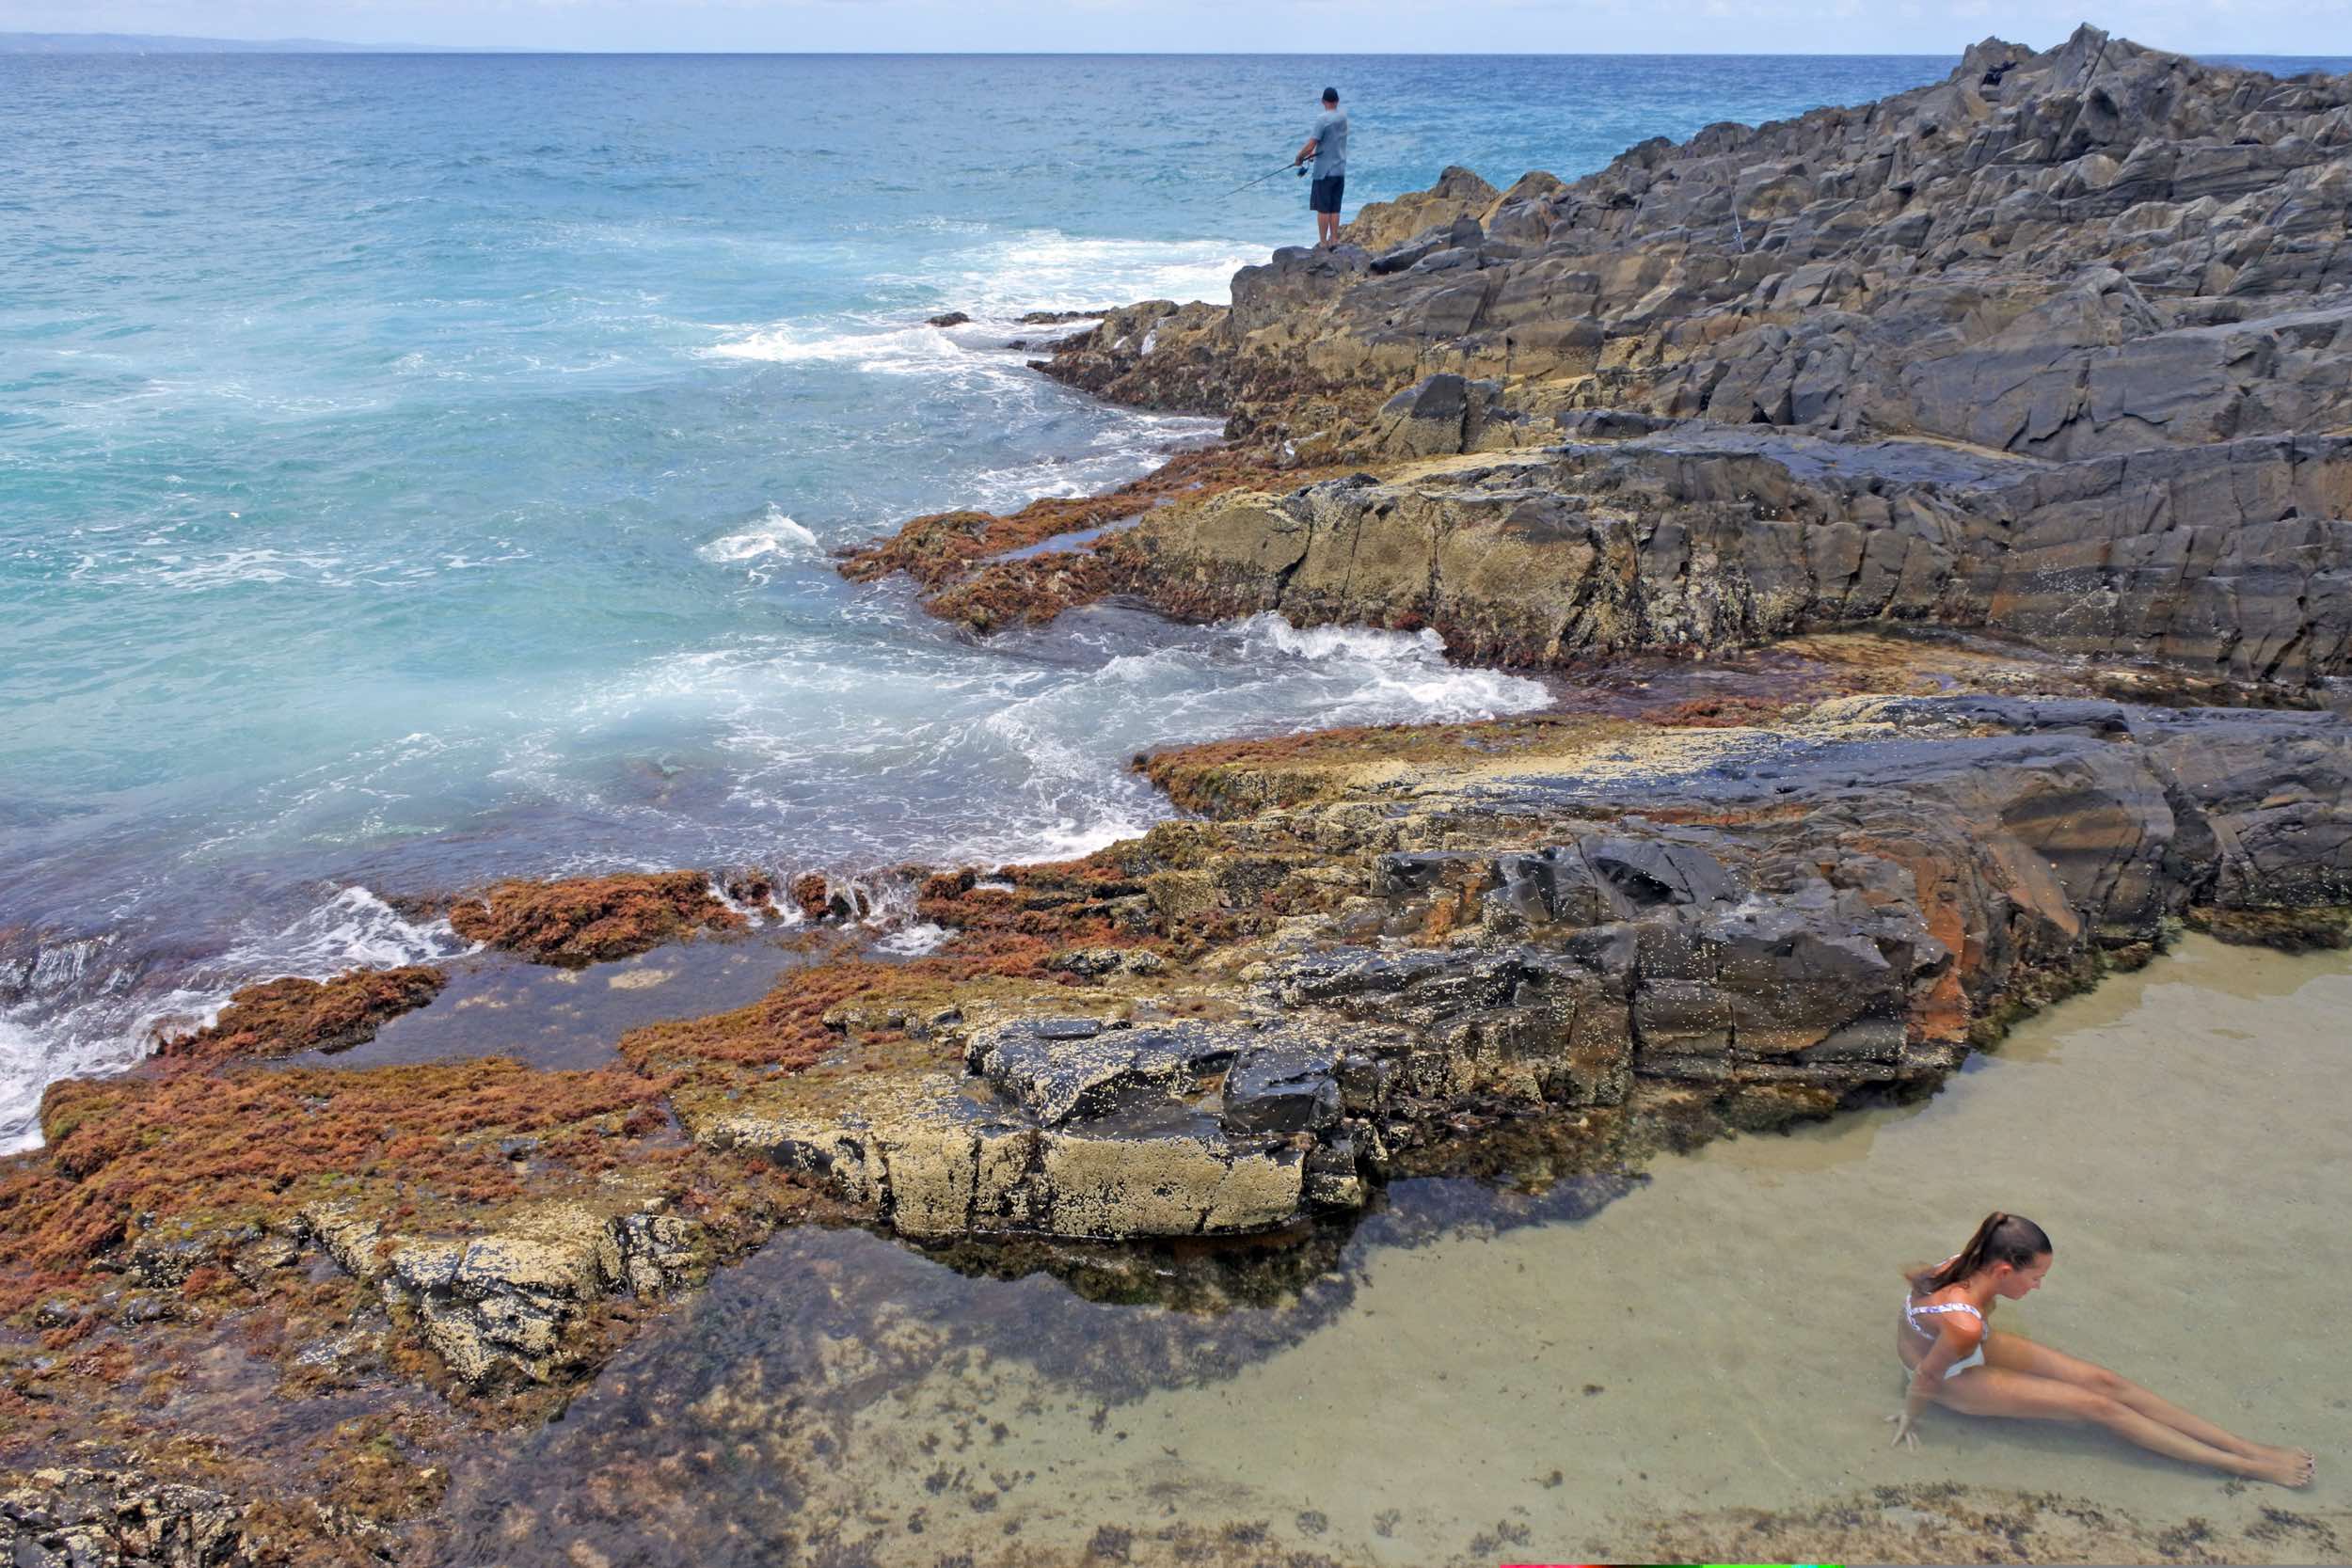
[1905,1253,1988,1341]
[1904,1297,1986,1342]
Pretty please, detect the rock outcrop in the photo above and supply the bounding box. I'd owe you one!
[682,690,2352,1240]
[1051,28,2352,455]
[994,29,2352,685]
[306,1200,702,1386]
[159,966,447,1062]
[1128,429,2352,681]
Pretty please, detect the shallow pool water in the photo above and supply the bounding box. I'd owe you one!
[427,935,2350,1564]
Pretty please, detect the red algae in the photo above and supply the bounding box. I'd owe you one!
[447,870,744,965]
[6,1059,671,1293]
[835,447,1268,592]
[160,966,449,1063]
[616,844,1202,1074]
[926,545,1127,632]
[617,958,925,1072]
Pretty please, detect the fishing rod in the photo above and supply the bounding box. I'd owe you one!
[1226,160,1306,196]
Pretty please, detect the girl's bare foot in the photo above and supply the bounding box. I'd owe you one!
[2243,1446,2316,1488]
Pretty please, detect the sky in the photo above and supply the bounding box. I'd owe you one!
[4,0,2349,55]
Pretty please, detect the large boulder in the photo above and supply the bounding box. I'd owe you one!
[1343,164,1501,253]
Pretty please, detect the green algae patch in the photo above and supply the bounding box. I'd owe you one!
[2185,903,2352,953]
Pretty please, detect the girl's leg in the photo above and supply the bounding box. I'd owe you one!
[1937,1366,2311,1486]
[1986,1333,2314,1479]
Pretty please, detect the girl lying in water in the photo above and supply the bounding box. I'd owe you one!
[1890,1211,2314,1487]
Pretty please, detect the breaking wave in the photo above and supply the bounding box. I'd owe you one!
[699,506,822,580]
[0,887,475,1154]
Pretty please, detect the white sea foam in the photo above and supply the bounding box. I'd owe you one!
[703,321,969,376]
[872,922,950,957]
[143,547,354,591]
[699,506,822,582]
[938,230,1272,314]
[704,226,1269,384]
[0,1017,47,1156]
[1235,614,1553,721]
[707,876,800,927]
[266,885,476,973]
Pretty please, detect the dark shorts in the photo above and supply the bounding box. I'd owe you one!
[1310,174,1344,214]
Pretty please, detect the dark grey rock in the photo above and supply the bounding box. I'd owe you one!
[968,1018,1242,1125]
[1220,1043,1342,1133]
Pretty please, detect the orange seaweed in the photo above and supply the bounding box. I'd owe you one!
[447,870,742,965]
[160,967,448,1063]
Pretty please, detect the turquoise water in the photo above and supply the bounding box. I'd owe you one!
[4,51,2344,1148]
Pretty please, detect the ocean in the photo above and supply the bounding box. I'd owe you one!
[4,49,2344,1150]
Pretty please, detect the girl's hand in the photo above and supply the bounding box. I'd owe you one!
[1885,1411,1920,1449]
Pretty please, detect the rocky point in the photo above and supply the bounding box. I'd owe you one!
[5,28,2350,1566]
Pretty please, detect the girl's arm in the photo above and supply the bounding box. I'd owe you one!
[1890,1314,1981,1447]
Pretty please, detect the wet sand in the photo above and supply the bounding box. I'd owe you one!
[441,936,2349,1565]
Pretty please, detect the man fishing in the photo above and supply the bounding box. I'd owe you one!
[1294,87,1348,247]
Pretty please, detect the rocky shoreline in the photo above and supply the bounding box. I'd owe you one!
[7,26,2352,1565]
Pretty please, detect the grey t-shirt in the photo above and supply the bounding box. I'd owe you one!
[1307,109,1348,179]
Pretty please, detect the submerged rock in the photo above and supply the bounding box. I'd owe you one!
[306,1198,703,1386]
[0,1468,245,1568]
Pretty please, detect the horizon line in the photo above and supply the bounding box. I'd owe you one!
[9,31,2352,62]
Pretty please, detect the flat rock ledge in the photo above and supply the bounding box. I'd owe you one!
[691,693,2352,1244]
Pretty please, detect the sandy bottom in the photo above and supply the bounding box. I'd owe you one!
[442,937,2350,1565]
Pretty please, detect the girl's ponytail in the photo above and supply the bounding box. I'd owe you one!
[1915,1211,2051,1293]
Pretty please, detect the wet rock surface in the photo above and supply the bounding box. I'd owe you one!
[1120,431,2350,678]
[1,1469,244,1568]
[669,689,2350,1248]
[304,1200,703,1387]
